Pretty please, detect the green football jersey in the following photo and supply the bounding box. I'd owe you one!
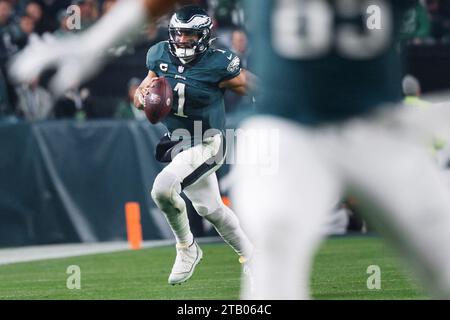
[146,41,241,137]
[245,0,411,125]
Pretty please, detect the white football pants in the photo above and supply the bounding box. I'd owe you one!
[151,133,253,258]
[232,108,450,299]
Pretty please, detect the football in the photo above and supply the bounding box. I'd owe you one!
[144,77,173,124]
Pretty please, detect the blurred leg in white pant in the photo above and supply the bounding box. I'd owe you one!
[232,116,340,299]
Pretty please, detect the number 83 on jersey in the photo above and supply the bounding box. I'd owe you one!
[272,0,393,60]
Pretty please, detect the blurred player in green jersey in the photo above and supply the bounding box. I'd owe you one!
[232,0,450,299]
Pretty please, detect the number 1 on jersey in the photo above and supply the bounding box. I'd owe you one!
[174,83,188,118]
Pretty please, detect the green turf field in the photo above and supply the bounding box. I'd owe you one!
[0,236,427,300]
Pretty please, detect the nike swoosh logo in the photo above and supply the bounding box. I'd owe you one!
[227,54,233,60]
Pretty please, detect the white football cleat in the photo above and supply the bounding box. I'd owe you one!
[168,241,203,285]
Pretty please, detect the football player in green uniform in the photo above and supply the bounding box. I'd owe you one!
[232,0,450,299]
[134,5,253,285]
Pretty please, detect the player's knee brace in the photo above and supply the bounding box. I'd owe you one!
[151,171,182,211]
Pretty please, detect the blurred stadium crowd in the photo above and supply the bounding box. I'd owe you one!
[0,0,249,121]
[0,0,448,121]
[402,0,450,44]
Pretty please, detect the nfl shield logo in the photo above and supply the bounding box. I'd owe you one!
[178,66,185,73]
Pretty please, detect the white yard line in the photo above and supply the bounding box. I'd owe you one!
[0,237,221,266]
